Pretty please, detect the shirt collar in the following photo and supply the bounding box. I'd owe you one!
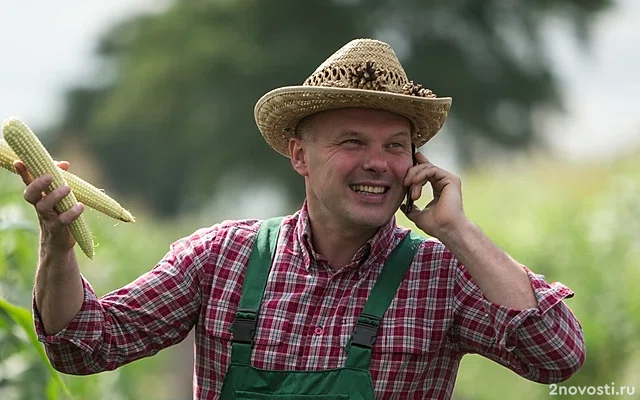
[293,201,399,274]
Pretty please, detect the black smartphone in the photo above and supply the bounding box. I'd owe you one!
[402,144,417,213]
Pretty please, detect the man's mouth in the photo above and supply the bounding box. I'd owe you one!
[349,184,389,194]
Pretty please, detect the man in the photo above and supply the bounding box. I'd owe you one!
[17,39,584,399]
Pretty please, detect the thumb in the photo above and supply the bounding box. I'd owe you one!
[54,160,70,171]
[402,203,422,221]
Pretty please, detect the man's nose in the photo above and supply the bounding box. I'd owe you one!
[361,149,389,173]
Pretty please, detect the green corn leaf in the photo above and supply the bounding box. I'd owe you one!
[46,376,60,400]
[0,297,73,399]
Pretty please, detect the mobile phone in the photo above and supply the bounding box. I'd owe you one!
[402,144,417,213]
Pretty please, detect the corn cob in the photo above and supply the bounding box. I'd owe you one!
[0,140,135,223]
[2,118,94,259]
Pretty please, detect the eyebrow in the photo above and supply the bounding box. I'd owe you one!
[335,130,411,140]
[390,131,411,140]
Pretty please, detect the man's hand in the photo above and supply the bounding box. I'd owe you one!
[13,160,83,256]
[402,152,468,239]
[14,159,86,335]
[402,152,538,309]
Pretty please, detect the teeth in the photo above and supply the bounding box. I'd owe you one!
[350,185,386,194]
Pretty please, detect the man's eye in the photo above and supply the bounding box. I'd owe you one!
[342,139,361,145]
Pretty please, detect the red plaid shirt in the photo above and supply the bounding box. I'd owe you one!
[34,204,585,399]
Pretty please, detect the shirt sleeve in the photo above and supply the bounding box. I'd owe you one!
[451,262,586,384]
[32,229,210,375]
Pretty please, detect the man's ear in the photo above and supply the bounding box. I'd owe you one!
[289,138,309,177]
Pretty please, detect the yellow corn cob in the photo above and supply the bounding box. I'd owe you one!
[2,117,94,259]
[0,140,135,223]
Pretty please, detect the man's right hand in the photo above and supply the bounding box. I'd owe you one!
[13,160,83,256]
[14,159,86,335]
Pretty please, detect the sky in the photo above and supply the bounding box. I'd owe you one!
[0,0,159,130]
[542,0,640,160]
[0,0,638,170]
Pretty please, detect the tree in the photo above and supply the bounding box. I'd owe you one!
[54,0,611,216]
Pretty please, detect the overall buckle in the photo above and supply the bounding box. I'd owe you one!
[350,314,380,348]
[230,309,258,345]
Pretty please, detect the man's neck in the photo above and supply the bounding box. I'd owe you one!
[306,214,379,271]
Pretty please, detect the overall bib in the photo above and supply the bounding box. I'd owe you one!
[219,218,421,399]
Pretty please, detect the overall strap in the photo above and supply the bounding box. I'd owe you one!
[345,231,423,370]
[229,217,284,365]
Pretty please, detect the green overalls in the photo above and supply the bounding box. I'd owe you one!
[219,218,421,399]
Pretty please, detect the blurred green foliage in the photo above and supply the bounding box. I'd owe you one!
[52,0,611,215]
[0,172,200,400]
[1,149,638,399]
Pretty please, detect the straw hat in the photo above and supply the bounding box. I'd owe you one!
[254,38,452,157]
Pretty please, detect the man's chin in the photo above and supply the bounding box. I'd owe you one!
[348,209,395,229]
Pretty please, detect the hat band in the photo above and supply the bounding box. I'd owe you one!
[303,61,436,98]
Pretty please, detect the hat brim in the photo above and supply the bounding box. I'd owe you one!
[254,86,452,157]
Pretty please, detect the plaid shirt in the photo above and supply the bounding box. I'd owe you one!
[34,204,585,399]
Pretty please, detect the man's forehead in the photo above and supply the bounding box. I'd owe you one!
[308,108,412,131]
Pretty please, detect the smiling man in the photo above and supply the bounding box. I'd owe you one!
[19,38,585,399]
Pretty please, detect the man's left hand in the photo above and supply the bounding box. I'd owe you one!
[402,152,469,239]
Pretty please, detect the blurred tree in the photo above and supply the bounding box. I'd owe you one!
[54,0,611,216]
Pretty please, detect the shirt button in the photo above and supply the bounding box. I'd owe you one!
[314,326,324,335]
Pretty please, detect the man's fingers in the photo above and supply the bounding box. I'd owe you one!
[57,203,84,226]
[13,160,33,185]
[401,203,421,218]
[404,152,438,184]
[13,160,71,182]
[54,160,70,171]
[403,155,462,202]
[411,184,422,201]
[23,174,53,205]
[35,185,71,216]
[405,160,456,188]
[414,151,429,164]
[404,163,439,186]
